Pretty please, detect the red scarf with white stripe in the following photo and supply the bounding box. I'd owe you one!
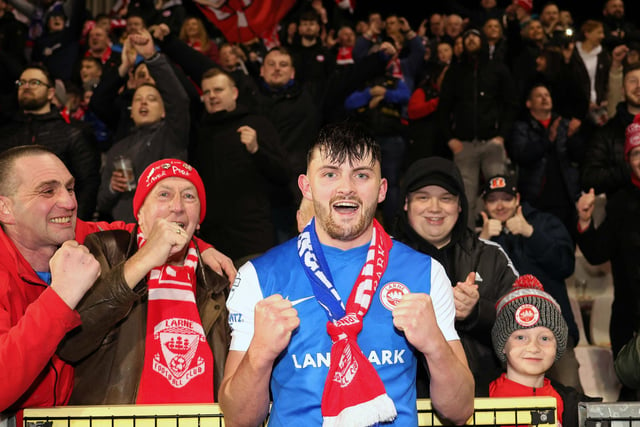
[298,219,397,426]
[135,232,214,403]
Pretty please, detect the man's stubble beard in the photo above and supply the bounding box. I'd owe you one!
[314,196,377,242]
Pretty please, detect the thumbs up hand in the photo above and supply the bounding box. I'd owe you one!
[576,188,596,230]
[505,206,534,237]
[479,211,503,240]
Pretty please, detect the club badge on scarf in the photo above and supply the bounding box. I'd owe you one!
[297,218,397,426]
[136,233,214,404]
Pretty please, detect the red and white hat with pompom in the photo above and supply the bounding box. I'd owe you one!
[625,114,640,158]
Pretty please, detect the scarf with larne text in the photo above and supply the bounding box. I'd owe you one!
[297,218,397,426]
[136,232,214,404]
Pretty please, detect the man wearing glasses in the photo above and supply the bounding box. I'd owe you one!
[1,65,100,220]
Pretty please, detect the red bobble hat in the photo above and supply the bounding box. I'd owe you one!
[132,159,207,223]
[625,114,640,158]
[516,0,533,13]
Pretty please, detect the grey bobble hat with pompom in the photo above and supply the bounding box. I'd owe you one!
[491,275,568,363]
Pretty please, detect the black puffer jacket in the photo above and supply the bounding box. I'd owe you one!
[193,105,290,261]
[437,45,518,142]
[580,102,633,195]
[393,157,518,396]
[489,202,579,344]
[255,80,319,178]
[509,112,582,212]
[0,107,100,219]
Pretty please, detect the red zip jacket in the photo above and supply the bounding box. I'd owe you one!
[0,220,128,413]
[0,229,80,412]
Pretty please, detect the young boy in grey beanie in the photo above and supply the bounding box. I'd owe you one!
[490,275,597,427]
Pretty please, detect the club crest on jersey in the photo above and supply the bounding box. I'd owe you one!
[379,282,409,311]
[514,304,540,327]
[152,317,207,387]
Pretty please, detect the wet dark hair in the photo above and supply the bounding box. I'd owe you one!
[307,122,381,167]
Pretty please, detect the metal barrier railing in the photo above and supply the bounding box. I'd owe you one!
[22,397,557,427]
[418,397,557,426]
[24,405,226,427]
[579,402,640,427]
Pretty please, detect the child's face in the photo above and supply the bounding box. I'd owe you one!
[504,326,556,384]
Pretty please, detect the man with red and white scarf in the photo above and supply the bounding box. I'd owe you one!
[220,122,474,426]
[0,147,234,424]
[58,159,230,404]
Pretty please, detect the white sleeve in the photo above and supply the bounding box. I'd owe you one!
[227,262,264,352]
[429,259,460,341]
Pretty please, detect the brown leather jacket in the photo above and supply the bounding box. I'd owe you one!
[58,228,230,404]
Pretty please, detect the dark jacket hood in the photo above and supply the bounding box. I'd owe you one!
[460,28,490,64]
[393,157,472,257]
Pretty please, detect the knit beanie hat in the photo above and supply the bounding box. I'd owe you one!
[492,275,568,363]
[462,28,482,41]
[625,114,640,158]
[132,159,206,223]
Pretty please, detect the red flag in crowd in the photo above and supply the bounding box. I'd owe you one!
[194,0,296,43]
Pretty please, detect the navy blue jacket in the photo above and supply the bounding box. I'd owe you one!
[509,113,582,206]
[489,203,578,344]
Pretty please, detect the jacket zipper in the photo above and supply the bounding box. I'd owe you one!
[50,360,59,407]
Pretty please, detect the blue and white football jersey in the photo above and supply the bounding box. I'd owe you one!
[227,238,457,426]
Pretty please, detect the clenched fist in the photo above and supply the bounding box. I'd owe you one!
[50,240,101,309]
[250,294,300,366]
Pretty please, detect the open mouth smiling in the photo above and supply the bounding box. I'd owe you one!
[333,200,359,214]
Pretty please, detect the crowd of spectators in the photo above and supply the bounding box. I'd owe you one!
[3,0,640,411]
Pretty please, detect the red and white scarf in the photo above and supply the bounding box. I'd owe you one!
[136,232,214,404]
[336,46,354,66]
[298,219,396,426]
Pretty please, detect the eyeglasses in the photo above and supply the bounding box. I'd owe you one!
[15,79,49,88]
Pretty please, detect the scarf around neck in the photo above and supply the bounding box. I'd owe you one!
[297,218,396,426]
[135,231,214,403]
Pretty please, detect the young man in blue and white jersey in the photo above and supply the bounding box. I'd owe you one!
[218,122,474,427]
